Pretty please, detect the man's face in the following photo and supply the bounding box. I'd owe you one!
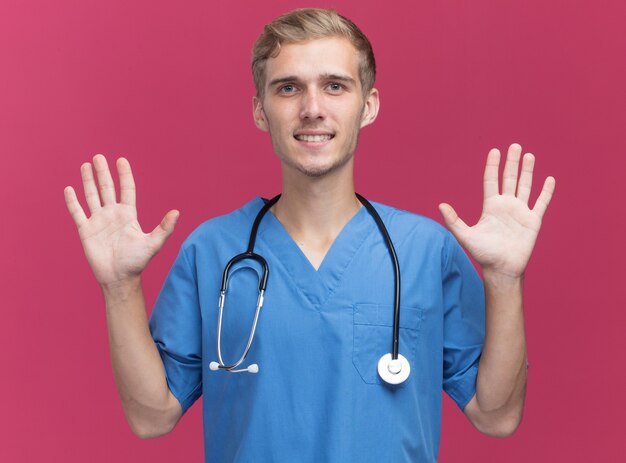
[253,37,379,178]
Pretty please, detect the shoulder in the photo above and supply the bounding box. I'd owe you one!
[369,200,466,270]
[179,197,265,254]
[370,200,451,246]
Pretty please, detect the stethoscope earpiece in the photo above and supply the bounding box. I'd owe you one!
[210,361,259,373]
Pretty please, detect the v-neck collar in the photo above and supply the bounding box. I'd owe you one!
[254,197,375,310]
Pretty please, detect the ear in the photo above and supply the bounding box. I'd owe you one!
[253,96,269,132]
[360,88,380,129]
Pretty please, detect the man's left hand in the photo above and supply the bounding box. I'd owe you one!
[439,143,556,279]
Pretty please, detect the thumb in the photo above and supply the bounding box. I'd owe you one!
[438,203,469,240]
[149,209,180,250]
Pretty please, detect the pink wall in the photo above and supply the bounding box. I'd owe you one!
[1,0,624,461]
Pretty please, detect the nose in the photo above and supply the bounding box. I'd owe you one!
[299,88,326,120]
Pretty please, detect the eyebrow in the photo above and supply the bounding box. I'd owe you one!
[322,73,357,85]
[267,73,357,88]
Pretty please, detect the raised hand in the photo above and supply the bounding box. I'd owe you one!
[438,143,555,279]
[64,155,179,287]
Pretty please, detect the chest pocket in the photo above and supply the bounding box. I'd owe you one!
[352,303,424,386]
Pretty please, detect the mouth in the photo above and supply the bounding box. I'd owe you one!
[294,133,335,143]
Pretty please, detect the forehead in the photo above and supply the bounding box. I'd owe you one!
[264,37,361,85]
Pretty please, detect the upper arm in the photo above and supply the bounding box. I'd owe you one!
[441,234,485,410]
[149,245,203,414]
[164,389,185,433]
[462,394,483,430]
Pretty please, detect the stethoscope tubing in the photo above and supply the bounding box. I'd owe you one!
[214,195,280,372]
[354,193,401,361]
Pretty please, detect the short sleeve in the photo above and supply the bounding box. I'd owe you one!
[441,233,485,410]
[149,245,203,414]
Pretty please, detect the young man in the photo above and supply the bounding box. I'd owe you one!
[64,8,555,462]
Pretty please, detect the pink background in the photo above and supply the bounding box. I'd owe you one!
[1,0,624,461]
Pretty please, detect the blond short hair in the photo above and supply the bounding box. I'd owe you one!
[252,8,376,98]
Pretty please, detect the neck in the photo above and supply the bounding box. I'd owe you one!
[276,162,359,227]
[271,161,362,259]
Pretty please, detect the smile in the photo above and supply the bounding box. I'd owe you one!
[294,134,334,142]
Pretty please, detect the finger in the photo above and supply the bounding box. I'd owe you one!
[516,152,535,204]
[438,203,470,243]
[64,186,87,227]
[117,157,136,206]
[502,143,522,196]
[149,210,180,251]
[93,154,117,205]
[80,162,102,213]
[532,176,556,219]
[483,148,501,199]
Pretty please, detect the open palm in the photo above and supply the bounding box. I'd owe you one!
[64,155,179,286]
[439,144,555,278]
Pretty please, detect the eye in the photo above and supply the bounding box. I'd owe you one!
[279,84,297,94]
[327,82,345,93]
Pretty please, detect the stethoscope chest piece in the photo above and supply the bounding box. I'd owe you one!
[378,353,410,385]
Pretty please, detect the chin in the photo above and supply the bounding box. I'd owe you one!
[298,166,335,178]
[277,147,355,179]
[295,157,353,178]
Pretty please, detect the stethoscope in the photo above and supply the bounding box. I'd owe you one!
[209,194,411,385]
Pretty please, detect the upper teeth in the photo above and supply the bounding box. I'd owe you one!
[296,134,332,142]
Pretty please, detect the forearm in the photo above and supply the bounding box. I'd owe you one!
[102,277,182,438]
[471,271,527,433]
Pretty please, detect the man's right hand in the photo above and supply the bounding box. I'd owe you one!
[64,155,179,288]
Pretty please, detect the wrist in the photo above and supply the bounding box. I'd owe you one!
[481,268,524,292]
[101,276,143,301]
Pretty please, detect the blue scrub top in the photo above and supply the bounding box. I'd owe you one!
[149,197,485,462]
